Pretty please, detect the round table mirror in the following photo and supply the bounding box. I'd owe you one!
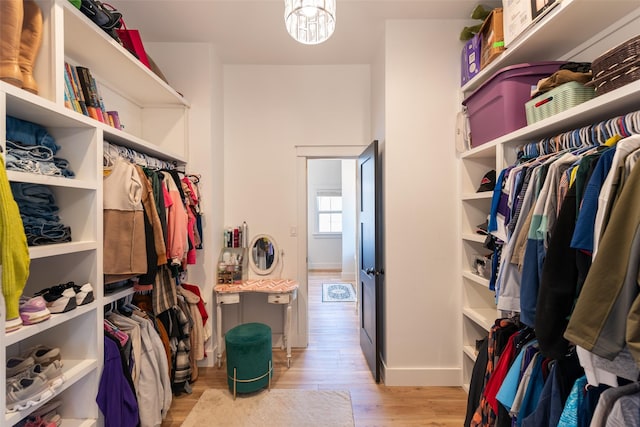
[249,234,279,275]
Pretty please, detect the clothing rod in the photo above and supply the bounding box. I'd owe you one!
[518,109,640,158]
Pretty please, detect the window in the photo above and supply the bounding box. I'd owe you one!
[316,191,342,234]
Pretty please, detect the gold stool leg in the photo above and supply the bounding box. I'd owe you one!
[268,360,272,392]
[233,367,237,400]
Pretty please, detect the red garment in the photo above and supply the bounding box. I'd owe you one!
[182,177,198,264]
[483,331,518,413]
[180,283,208,326]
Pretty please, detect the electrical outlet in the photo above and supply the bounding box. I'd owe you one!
[290,226,297,237]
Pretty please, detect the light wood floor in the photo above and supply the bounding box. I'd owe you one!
[161,271,468,426]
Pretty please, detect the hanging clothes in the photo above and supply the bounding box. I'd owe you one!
[103,157,147,283]
[564,142,640,364]
[97,334,139,427]
[0,157,30,326]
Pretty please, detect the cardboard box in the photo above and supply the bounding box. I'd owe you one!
[461,34,481,86]
[479,8,505,70]
[503,0,557,47]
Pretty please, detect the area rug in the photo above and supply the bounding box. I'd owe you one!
[322,283,356,302]
[181,389,354,426]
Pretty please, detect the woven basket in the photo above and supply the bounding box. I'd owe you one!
[588,58,640,95]
[591,34,640,80]
[525,81,596,124]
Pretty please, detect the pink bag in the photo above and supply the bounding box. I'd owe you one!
[116,19,150,69]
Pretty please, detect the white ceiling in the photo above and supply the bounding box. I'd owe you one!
[108,0,489,64]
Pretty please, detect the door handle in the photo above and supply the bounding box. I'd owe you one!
[365,268,375,275]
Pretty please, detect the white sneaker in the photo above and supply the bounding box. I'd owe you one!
[73,283,94,306]
[5,317,22,333]
[6,375,53,412]
[7,360,64,389]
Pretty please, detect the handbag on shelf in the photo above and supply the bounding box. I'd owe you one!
[79,0,122,43]
[116,19,151,69]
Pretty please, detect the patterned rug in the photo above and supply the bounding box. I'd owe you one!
[322,283,356,302]
[182,389,354,426]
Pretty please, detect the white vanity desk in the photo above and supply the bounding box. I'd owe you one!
[214,278,298,368]
[215,234,297,368]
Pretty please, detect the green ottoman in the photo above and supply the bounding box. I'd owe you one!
[225,322,272,398]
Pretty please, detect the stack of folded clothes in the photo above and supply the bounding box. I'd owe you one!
[5,116,74,178]
[10,182,71,246]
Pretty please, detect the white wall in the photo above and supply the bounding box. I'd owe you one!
[223,65,370,345]
[307,159,342,271]
[146,42,224,367]
[382,20,464,385]
[341,159,357,281]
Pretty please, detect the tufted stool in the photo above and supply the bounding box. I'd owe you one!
[225,322,272,399]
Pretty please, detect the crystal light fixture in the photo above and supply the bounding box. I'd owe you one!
[284,0,336,45]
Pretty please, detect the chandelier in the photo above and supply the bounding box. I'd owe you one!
[284,0,336,45]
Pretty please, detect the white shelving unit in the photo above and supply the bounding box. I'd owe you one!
[1,0,189,424]
[458,0,640,389]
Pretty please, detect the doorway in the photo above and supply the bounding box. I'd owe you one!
[306,159,357,275]
[294,145,364,350]
[295,143,383,382]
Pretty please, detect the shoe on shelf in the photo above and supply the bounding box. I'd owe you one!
[7,361,65,390]
[36,360,64,389]
[19,296,51,325]
[35,283,77,314]
[6,316,23,333]
[6,375,54,412]
[30,398,62,425]
[19,415,57,427]
[73,282,94,306]
[26,345,62,367]
[7,356,35,377]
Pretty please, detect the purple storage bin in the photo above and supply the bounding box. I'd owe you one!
[462,62,566,147]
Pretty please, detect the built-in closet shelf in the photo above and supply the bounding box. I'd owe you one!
[3,82,95,129]
[462,233,487,244]
[3,81,186,165]
[461,192,493,201]
[5,358,98,426]
[28,241,97,259]
[463,307,497,332]
[460,142,497,160]
[5,303,96,346]
[462,271,491,288]
[1,0,191,421]
[463,78,640,161]
[463,345,478,362]
[103,286,136,306]
[461,0,640,93]
[102,125,187,164]
[61,0,188,107]
[7,171,96,190]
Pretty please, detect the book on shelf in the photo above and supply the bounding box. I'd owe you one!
[107,111,122,130]
[64,62,89,116]
[63,63,121,129]
[75,66,104,123]
[62,71,74,111]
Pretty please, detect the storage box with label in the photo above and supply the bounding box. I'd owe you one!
[479,8,505,70]
[461,34,481,86]
[462,61,565,147]
[502,0,557,47]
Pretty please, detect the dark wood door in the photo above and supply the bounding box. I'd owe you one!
[358,140,383,382]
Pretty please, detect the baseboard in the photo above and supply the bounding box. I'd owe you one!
[308,263,342,270]
[381,363,463,386]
